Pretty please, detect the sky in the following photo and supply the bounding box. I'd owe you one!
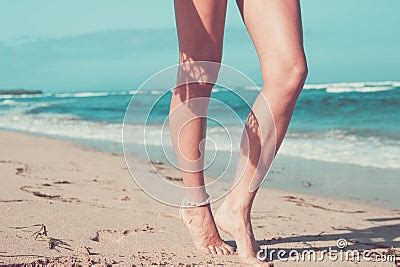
[0,0,399,92]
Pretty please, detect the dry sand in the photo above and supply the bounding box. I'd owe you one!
[0,130,399,266]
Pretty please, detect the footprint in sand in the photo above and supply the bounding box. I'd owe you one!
[53,180,72,185]
[90,225,155,242]
[283,195,365,214]
[20,185,80,203]
[0,160,30,176]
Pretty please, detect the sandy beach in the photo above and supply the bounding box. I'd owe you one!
[0,130,399,266]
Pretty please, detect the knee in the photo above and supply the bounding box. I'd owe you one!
[290,59,308,84]
[265,57,308,98]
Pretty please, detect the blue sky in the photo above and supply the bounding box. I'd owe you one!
[1,0,399,92]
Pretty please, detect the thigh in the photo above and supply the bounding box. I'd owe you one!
[236,0,306,78]
[174,0,227,62]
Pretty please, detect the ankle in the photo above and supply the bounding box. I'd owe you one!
[185,204,209,213]
[223,198,252,216]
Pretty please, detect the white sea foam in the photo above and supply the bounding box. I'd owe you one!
[129,89,168,95]
[280,131,400,170]
[212,88,225,93]
[0,100,20,106]
[0,91,131,100]
[1,80,398,101]
[150,90,164,95]
[54,91,111,98]
[0,93,52,100]
[0,111,123,143]
[326,86,394,93]
[247,81,399,93]
[304,81,399,93]
[201,128,400,170]
[1,108,398,170]
[243,85,260,91]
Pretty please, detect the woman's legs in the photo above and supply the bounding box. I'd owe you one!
[216,0,308,264]
[171,0,234,255]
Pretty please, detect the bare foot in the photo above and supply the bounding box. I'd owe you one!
[215,200,272,266]
[180,204,235,255]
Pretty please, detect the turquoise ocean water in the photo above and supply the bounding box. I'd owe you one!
[1,81,399,171]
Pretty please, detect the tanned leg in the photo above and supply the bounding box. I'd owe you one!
[171,0,234,255]
[215,0,308,264]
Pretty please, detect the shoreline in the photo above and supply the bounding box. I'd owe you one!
[0,130,399,265]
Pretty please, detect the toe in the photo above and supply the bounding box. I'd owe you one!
[219,246,229,255]
[222,243,236,254]
[208,246,217,254]
[215,247,224,255]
